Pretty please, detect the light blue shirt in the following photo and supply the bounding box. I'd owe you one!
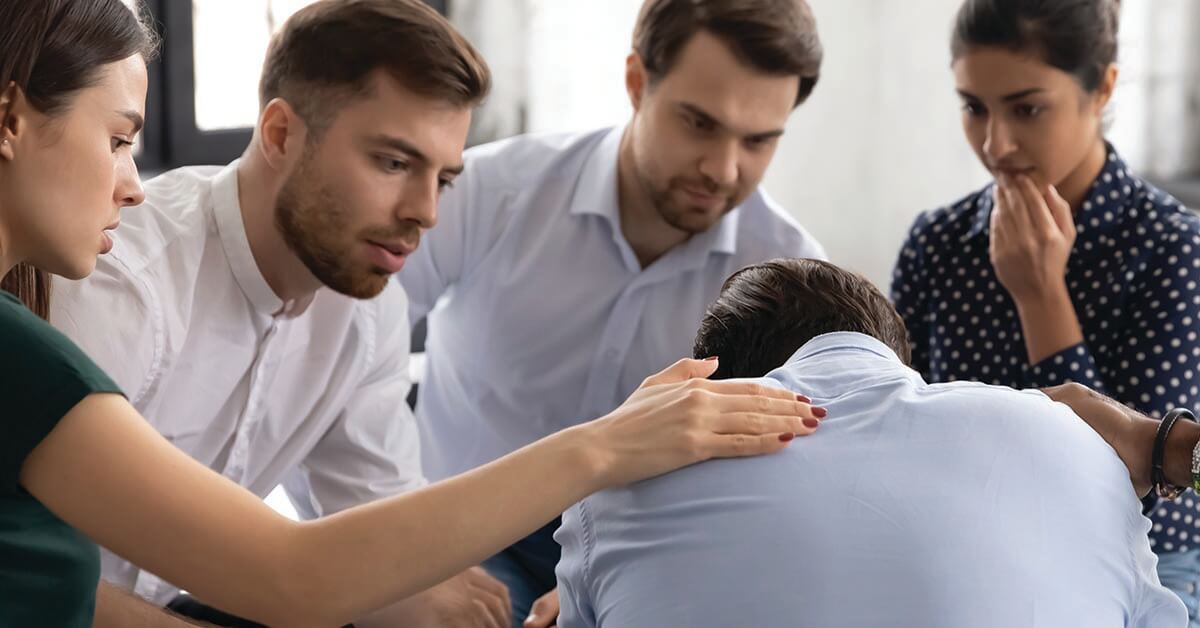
[400,127,826,480]
[555,332,1186,628]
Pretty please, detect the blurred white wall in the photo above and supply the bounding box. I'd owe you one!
[763,0,988,288]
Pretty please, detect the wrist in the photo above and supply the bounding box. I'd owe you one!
[1012,279,1072,314]
[554,423,614,493]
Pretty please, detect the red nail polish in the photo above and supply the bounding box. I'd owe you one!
[796,394,811,403]
[812,407,828,419]
[703,356,719,361]
[779,432,796,442]
[803,418,819,428]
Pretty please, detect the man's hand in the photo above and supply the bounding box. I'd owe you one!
[524,588,559,627]
[1042,383,1157,497]
[359,566,510,628]
[425,567,511,628]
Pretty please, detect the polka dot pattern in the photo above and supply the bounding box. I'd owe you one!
[891,146,1200,554]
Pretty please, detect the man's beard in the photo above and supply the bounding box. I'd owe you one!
[275,159,402,300]
[638,169,738,234]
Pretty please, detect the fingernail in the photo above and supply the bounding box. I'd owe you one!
[802,418,819,429]
[796,394,811,403]
[812,407,828,419]
[779,432,796,442]
[704,356,718,361]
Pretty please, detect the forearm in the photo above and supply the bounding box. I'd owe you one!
[291,425,600,622]
[1014,284,1084,365]
[94,581,208,627]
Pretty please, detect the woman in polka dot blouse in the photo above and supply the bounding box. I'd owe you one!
[891,0,1200,616]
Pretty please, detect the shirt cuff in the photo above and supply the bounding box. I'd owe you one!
[1026,343,1106,392]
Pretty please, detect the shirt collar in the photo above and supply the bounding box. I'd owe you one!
[964,142,1135,243]
[211,160,299,318]
[783,332,905,367]
[568,126,741,258]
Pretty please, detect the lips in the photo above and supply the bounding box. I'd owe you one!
[367,239,416,257]
[364,239,418,274]
[100,217,120,254]
[679,184,725,208]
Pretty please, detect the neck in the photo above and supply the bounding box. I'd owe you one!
[236,142,323,304]
[616,126,691,268]
[1056,138,1108,212]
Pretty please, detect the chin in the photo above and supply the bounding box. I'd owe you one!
[48,259,97,281]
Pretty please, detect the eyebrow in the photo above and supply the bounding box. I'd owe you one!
[119,110,144,134]
[369,134,465,175]
[678,103,786,142]
[956,87,1048,102]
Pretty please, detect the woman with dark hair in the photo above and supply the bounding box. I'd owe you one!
[891,0,1200,617]
[0,1,819,625]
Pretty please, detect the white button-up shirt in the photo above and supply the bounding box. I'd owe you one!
[400,127,827,481]
[51,162,425,604]
[556,333,1186,627]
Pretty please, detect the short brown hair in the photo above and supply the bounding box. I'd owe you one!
[259,0,490,134]
[633,0,823,107]
[693,258,911,379]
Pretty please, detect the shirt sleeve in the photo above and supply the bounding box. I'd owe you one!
[891,215,933,378]
[1026,342,1107,393]
[555,502,598,628]
[400,154,508,324]
[290,291,427,516]
[49,255,161,406]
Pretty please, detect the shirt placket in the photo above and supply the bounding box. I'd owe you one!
[577,284,649,421]
[224,316,288,484]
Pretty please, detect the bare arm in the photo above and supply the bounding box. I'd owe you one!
[22,359,818,627]
[93,582,208,627]
[1043,383,1198,496]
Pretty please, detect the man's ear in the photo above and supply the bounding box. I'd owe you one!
[625,52,648,112]
[255,98,309,171]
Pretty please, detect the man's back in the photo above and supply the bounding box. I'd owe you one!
[555,333,1185,627]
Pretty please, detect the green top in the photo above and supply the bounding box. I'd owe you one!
[0,290,123,626]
